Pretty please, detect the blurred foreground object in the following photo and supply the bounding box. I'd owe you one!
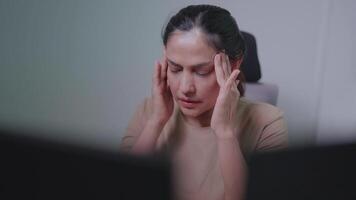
[0,127,172,200]
[246,142,356,200]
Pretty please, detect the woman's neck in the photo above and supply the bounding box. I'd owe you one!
[180,108,214,128]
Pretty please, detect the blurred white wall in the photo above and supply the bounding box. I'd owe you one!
[314,0,356,145]
[0,0,355,150]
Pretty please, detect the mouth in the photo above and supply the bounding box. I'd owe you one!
[178,98,201,108]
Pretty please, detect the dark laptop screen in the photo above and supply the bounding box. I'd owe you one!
[246,143,356,200]
[0,127,172,200]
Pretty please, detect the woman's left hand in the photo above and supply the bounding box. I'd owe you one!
[211,53,241,140]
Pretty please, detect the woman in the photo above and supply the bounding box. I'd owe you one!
[120,4,288,200]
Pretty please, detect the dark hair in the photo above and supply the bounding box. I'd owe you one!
[162,5,246,95]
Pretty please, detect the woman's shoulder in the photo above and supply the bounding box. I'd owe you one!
[238,97,285,124]
[238,97,288,153]
[239,97,283,111]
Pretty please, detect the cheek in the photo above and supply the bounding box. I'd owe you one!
[167,72,179,92]
[198,75,219,91]
[197,77,220,99]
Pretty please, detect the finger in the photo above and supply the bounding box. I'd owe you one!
[234,78,240,89]
[214,54,225,86]
[160,57,168,83]
[226,54,232,74]
[153,60,161,85]
[226,70,240,89]
[235,79,240,89]
[166,70,170,90]
[166,79,170,91]
[219,53,227,81]
[221,54,231,80]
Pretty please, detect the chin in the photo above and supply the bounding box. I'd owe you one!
[179,107,201,117]
[179,106,212,118]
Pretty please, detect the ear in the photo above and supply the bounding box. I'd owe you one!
[230,56,244,71]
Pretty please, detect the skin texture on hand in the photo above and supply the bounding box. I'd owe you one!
[150,56,174,125]
[210,53,241,139]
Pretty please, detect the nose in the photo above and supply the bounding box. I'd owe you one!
[180,72,196,96]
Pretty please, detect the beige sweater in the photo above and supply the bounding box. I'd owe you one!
[120,97,288,200]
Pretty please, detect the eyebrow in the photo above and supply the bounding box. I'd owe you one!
[167,58,213,69]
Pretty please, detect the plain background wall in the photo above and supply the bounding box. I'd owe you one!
[1,0,355,150]
[315,0,356,144]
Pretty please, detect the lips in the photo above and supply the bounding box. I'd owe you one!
[178,98,201,108]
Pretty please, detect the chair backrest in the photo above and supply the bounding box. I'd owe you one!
[240,31,262,83]
[240,31,279,105]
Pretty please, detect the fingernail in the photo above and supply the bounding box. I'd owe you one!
[235,70,240,76]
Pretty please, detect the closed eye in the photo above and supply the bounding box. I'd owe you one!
[168,65,182,73]
[195,66,213,76]
[196,70,211,75]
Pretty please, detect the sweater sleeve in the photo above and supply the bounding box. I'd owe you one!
[255,110,289,152]
[119,98,151,152]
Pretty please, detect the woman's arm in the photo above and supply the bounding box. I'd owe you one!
[131,120,165,154]
[120,99,166,155]
[121,57,173,155]
[210,53,246,200]
[216,133,246,200]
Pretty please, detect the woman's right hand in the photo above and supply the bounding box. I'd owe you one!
[150,56,174,126]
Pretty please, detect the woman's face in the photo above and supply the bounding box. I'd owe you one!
[165,29,219,118]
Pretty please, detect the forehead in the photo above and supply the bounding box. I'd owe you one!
[165,30,217,66]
